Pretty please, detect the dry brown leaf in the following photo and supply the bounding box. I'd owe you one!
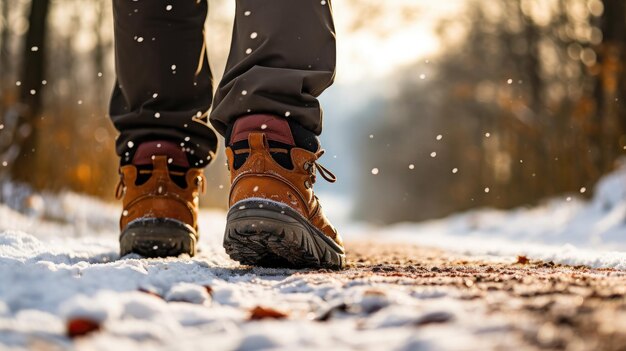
[363,289,386,297]
[517,255,530,265]
[415,311,454,326]
[248,306,288,321]
[67,318,100,338]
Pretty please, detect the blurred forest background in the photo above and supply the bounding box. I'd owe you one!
[1,0,625,224]
[356,0,626,222]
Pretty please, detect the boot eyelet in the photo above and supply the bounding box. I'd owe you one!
[303,162,312,172]
[304,180,312,189]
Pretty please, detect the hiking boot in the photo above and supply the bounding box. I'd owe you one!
[116,141,205,257]
[223,115,346,269]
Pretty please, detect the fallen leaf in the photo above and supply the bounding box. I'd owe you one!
[67,318,100,338]
[204,285,214,296]
[249,306,288,321]
[363,289,386,297]
[517,255,530,265]
[415,311,454,326]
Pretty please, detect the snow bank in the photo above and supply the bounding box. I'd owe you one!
[345,162,626,269]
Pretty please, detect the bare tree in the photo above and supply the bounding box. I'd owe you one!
[0,0,10,86]
[9,0,51,185]
[592,0,626,171]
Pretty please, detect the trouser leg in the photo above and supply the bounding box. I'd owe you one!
[209,0,336,137]
[109,0,217,167]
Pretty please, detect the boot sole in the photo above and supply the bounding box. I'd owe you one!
[119,218,197,258]
[223,198,346,269]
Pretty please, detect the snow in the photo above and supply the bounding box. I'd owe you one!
[343,161,626,270]
[0,226,519,350]
[2,164,626,349]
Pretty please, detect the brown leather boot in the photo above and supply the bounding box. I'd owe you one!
[223,115,346,269]
[116,141,205,257]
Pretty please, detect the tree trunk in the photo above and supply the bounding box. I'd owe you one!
[593,0,626,172]
[0,0,10,87]
[9,0,50,185]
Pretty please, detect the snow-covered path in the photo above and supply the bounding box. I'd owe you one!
[2,225,626,351]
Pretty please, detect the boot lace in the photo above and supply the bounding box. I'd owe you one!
[303,150,336,189]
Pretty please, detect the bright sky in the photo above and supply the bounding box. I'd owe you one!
[332,1,465,83]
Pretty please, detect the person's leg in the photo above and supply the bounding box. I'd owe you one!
[110,0,213,257]
[110,0,216,166]
[209,0,336,137]
[213,0,345,269]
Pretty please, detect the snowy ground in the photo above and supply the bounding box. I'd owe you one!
[2,166,626,350]
[0,205,524,350]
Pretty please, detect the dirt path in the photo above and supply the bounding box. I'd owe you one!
[320,242,626,350]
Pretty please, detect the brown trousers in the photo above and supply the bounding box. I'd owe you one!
[109,0,336,166]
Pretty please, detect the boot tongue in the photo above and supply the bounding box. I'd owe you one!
[132,141,189,168]
[229,114,295,146]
